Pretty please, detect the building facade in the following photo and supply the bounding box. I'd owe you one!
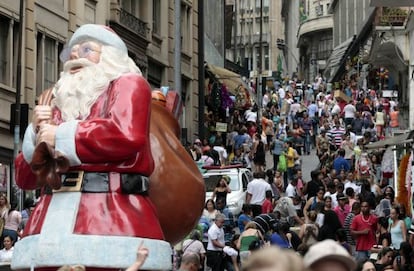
[0,0,199,200]
[296,0,333,84]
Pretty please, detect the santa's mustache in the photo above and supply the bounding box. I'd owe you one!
[63,58,95,73]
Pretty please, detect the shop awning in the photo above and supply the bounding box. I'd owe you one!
[324,36,355,83]
[206,64,249,95]
[365,130,414,150]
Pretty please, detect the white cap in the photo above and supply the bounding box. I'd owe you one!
[303,240,356,271]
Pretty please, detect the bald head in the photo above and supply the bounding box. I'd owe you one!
[180,253,200,271]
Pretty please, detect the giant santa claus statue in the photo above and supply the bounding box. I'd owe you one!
[12,24,204,270]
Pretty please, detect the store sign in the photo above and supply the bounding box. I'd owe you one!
[216,122,228,132]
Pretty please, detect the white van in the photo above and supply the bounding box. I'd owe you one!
[203,166,253,216]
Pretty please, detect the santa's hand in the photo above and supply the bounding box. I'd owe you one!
[36,124,57,147]
[33,105,52,133]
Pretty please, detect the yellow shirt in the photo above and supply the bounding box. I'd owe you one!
[286,147,295,168]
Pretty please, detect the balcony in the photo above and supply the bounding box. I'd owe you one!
[378,7,409,27]
[110,6,150,42]
[251,33,269,44]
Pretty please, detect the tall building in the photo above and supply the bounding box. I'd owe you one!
[0,0,199,201]
[297,0,333,84]
[227,0,285,84]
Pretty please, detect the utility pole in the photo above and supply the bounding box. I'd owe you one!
[198,0,205,140]
[12,0,24,209]
[257,0,263,122]
[174,0,182,117]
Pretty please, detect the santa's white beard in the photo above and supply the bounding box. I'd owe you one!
[52,59,113,121]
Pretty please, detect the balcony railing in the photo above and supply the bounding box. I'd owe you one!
[119,9,149,39]
[379,7,408,27]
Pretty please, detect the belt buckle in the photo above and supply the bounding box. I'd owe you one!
[53,171,84,193]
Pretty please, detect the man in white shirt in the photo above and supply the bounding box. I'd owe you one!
[206,213,226,271]
[246,171,272,217]
[343,101,356,127]
[285,177,298,198]
[344,172,361,194]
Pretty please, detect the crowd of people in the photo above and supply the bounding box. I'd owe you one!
[182,77,411,271]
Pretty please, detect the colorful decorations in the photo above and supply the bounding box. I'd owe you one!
[396,153,410,213]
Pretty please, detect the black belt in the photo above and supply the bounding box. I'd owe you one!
[45,171,149,195]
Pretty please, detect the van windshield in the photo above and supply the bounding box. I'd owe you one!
[204,174,239,192]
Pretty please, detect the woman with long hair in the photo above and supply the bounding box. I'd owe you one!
[211,176,231,207]
[389,206,407,250]
[2,202,21,246]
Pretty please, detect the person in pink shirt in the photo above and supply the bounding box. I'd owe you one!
[334,193,350,226]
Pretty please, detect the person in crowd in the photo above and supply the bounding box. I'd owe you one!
[351,200,378,262]
[334,193,350,226]
[343,202,360,255]
[374,216,392,251]
[211,176,231,207]
[237,221,263,265]
[389,206,407,250]
[0,235,14,263]
[246,171,272,217]
[267,170,281,202]
[203,199,221,225]
[206,213,226,271]
[182,230,206,271]
[178,253,202,271]
[336,228,352,255]
[272,135,286,172]
[242,246,304,271]
[284,141,298,188]
[333,148,350,174]
[238,204,252,233]
[261,190,274,214]
[2,202,21,246]
[399,205,411,230]
[274,196,304,226]
[299,210,319,247]
[317,210,342,241]
[374,247,394,271]
[304,186,326,221]
[223,234,240,271]
[393,242,412,271]
[251,133,266,172]
[304,170,324,200]
[303,239,357,271]
[360,260,376,271]
[269,220,293,249]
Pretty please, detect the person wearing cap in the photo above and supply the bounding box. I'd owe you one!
[304,239,356,271]
[333,193,350,226]
[13,24,174,269]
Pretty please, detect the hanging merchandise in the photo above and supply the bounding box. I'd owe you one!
[381,147,394,178]
[220,84,234,111]
[405,152,412,217]
[396,153,410,210]
[211,82,221,113]
[234,85,252,109]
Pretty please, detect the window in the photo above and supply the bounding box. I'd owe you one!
[318,34,332,60]
[264,46,269,70]
[122,0,139,16]
[36,33,63,96]
[0,17,19,88]
[84,0,96,24]
[152,0,161,35]
[315,5,323,16]
[181,3,191,53]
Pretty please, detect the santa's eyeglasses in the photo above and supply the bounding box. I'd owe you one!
[60,42,101,63]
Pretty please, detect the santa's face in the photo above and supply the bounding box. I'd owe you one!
[51,43,115,121]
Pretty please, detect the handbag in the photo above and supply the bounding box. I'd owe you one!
[277,154,287,172]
